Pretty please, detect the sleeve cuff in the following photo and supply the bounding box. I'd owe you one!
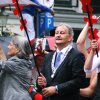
[55,85,58,94]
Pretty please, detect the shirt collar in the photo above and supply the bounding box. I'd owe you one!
[56,43,72,55]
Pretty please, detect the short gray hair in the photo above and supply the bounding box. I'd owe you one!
[12,35,31,58]
[57,23,74,38]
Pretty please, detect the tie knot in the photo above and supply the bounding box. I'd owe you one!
[57,52,62,57]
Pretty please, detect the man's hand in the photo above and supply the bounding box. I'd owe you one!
[37,73,47,87]
[42,86,57,97]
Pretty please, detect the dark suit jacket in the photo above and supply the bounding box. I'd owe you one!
[39,48,86,100]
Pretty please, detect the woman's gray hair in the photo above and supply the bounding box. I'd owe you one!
[12,35,31,59]
[57,23,74,39]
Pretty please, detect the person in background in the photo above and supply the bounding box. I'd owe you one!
[0,35,32,100]
[76,15,100,99]
[37,23,86,100]
[0,7,5,15]
[22,0,54,40]
[84,38,100,100]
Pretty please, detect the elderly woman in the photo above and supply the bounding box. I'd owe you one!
[0,35,32,100]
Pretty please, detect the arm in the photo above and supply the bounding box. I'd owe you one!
[77,15,100,59]
[80,40,98,97]
[0,57,22,73]
[80,70,97,97]
[0,60,15,72]
[0,44,6,61]
[84,50,94,71]
[84,39,97,71]
[77,22,89,59]
[77,15,100,50]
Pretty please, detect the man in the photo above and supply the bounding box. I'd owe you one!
[37,23,86,100]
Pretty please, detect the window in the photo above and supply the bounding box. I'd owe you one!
[54,0,78,7]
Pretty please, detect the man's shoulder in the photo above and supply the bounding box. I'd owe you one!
[45,51,54,57]
[70,48,85,59]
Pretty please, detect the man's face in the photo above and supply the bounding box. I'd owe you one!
[55,25,72,45]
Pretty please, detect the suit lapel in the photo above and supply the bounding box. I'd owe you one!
[46,52,54,81]
[47,57,52,77]
[51,49,73,80]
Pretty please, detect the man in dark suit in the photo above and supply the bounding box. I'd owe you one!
[37,23,86,100]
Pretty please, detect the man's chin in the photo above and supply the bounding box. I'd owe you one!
[56,40,62,43]
[56,42,62,45]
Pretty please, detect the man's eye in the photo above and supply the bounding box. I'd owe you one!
[60,32,65,34]
[55,32,65,34]
[55,32,58,34]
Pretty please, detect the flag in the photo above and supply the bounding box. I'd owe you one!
[0,0,37,6]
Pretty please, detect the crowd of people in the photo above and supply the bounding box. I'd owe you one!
[0,0,100,100]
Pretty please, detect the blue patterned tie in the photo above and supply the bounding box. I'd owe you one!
[54,52,62,68]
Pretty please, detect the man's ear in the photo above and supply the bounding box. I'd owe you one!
[68,35,73,42]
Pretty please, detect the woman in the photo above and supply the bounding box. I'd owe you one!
[0,35,32,100]
[76,17,99,99]
[84,38,100,100]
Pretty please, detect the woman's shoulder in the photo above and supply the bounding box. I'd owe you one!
[8,56,21,62]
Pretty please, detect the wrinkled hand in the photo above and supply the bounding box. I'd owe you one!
[91,39,98,51]
[42,86,56,97]
[37,73,47,87]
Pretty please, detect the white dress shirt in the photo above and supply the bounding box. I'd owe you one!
[51,44,72,78]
